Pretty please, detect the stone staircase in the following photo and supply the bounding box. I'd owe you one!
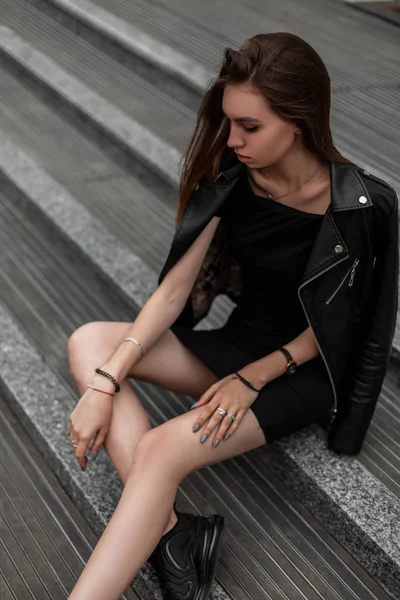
[0,0,399,598]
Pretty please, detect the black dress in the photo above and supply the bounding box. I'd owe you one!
[172,172,334,442]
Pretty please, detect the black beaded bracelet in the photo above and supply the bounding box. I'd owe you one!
[233,372,261,393]
[95,368,121,393]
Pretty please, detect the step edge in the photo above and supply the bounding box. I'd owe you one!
[44,0,212,93]
[0,128,158,312]
[0,24,181,187]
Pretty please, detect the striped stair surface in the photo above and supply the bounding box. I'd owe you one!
[0,0,399,598]
[0,396,140,600]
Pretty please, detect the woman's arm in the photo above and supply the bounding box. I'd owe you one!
[191,326,320,444]
[98,217,221,383]
[238,326,320,389]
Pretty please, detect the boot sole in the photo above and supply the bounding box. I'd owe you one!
[195,514,226,600]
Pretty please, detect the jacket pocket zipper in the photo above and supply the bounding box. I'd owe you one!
[325,258,360,306]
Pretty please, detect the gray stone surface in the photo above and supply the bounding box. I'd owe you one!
[0,129,224,330]
[0,25,181,186]
[0,129,158,308]
[275,427,400,592]
[0,302,230,600]
[47,0,213,92]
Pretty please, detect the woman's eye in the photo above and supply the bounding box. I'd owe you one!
[244,126,259,133]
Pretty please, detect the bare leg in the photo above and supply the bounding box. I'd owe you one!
[68,406,266,599]
[68,322,218,533]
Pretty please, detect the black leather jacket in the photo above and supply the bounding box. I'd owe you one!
[159,159,399,455]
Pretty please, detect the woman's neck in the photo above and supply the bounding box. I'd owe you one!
[249,149,327,201]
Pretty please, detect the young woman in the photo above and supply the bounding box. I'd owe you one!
[67,32,398,600]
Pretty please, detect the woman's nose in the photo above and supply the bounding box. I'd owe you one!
[227,127,244,149]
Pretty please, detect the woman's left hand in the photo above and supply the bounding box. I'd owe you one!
[190,372,260,446]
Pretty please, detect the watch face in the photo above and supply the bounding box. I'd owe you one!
[287,363,297,375]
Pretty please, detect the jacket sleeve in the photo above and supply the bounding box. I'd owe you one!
[328,190,399,455]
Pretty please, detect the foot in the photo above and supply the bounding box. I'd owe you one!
[148,508,225,600]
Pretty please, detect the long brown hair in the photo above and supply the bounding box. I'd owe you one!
[176,32,351,225]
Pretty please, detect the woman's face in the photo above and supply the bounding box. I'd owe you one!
[222,83,299,168]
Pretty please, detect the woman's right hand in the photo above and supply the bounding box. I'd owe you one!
[68,387,114,471]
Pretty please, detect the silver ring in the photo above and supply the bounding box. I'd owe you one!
[217,407,227,417]
[71,441,78,448]
[226,413,236,422]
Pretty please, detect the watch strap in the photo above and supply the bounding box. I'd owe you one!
[278,347,296,375]
[279,347,293,363]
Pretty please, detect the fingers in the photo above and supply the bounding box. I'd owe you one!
[206,409,239,447]
[192,391,221,434]
[89,430,107,461]
[192,395,241,448]
[68,419,99,470]
[215,410,243,443]
[68,421,77,447]
[74,439,89,471]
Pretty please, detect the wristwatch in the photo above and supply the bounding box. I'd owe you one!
[278,347,297,376]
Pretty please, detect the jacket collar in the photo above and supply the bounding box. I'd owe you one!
[329,161,372,212]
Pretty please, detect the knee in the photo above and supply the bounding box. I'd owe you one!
[131,427,189,484]
[68,322,91,359]
[68,322,104,371]
[132,427,170,471]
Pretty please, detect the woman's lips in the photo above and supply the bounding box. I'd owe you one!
[236,153,252,163]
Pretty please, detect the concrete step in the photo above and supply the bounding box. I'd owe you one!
[0,396,140,600]
[25,0,213,94]
[344,0,400,28]
[0,0,191,186]
[1,127,399,599]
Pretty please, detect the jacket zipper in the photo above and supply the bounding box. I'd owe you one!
[298,255,349,432]
[348,258,360,287]
[325,257,360,306]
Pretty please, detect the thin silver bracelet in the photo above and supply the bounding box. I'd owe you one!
[123,337,144,360]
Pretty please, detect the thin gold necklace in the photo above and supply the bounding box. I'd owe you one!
[252,162,325,201]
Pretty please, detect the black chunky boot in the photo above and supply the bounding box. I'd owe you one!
[148,508,225,600]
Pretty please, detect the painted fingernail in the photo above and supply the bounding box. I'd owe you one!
[200,434,208,444]
[190,402,198,410]
[213,439,220,448]
[89,451,98,462]
[223,434,230,441]
[193,424,200,433]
